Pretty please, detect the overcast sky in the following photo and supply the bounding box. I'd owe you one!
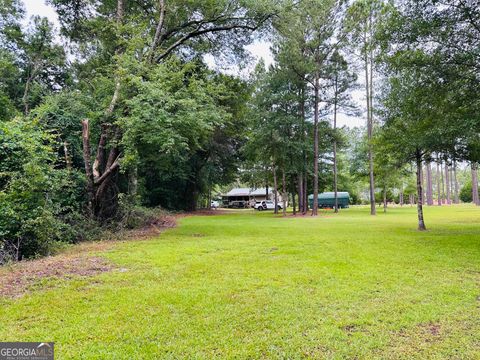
[22,0,364,128]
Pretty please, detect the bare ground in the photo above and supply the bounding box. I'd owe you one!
[0,214,179,298]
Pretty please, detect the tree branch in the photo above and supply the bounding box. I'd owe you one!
[149,0,166,63]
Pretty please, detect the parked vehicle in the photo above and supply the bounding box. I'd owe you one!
[210,200,220,209]
[229,200,248,208]
[254,200,282,211]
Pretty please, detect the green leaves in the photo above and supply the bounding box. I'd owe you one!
[0,118,86,261]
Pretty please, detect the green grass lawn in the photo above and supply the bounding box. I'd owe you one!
[1,205,479,359]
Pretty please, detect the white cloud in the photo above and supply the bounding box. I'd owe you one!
[23,0,59,25]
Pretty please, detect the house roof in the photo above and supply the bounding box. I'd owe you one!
[225,188,272,197]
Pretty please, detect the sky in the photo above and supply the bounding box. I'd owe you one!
[23,0,365,128]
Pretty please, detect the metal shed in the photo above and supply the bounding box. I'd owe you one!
[308,192,350,209]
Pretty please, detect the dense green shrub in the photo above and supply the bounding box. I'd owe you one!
[0,118,86,262]
[460,181,479,203]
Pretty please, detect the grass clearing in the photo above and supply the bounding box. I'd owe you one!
[0,205,479,359]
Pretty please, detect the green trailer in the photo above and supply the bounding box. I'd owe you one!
[308,192,350,209]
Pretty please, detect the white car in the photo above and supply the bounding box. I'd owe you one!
[254,200,282,211]
[210,200,220,209]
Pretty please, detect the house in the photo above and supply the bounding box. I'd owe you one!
[222,187,283,208]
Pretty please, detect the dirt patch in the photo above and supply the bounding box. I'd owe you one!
[0,255,113,298]
[391,322,443,352]
[177,209,231,217]
[342,324,359,333]
[0,214,179,299]
[342,324,369,336]
[422,323,441,337]
[119,215,177,241]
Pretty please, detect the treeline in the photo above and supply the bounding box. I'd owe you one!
[241,0,480,231]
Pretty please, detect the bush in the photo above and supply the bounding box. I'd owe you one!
[117,194,168,229]
[0,119,87,262]
[460,181,479,203]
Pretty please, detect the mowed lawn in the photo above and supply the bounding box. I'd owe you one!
[1,206,479,359]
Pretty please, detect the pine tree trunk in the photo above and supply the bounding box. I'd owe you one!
[436,156,441,206]
[416,150,426,230]
[365,49,376,216]
[301,86,308,215]
[440,161,445,204]
[312,72,319,216]
[472,162,479,205]
[426,161,433,205]
[292,191,296,215]
[420,162,425,205]
[445,161,451,204]
[400,190,403,206]
[265,168,269,201]
[304,171,308,213]
[282,168,287,217]
[273,162,278,214]
[298,174,303,214]
[207,185,212,210]
[383,186,387,213]
[333,87,339,213]
[453,160,459,204]
[449,166,455,204]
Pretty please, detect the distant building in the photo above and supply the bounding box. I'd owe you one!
[222,188,283,208]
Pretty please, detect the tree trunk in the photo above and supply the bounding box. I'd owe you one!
[453,160,459,204]
[81,0,125,220]
[300,86,308,215]
[291,176,297,215]
[399,190,404,206]
[420,162,425,205]
[449,165,455,204]
[81,119,95,215]
[312,72,319,216]
[383,186,387,213]
[298,174,303,214]
[472,162,479,205]
[128,165,138,199]
[304,171,308,213]
[436,155,442,206]
[440,160,445,204]
[333,86,339,214]
[149,0,166,62]
[22,73,36,115]
[273,162,278,214]
[416,150,427,230]
[265,167,269,200]
[445,161,451,204]
[426,161,433,205]
[282,168,287,217]
[292,191,296,215]
[365,46,376,216]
